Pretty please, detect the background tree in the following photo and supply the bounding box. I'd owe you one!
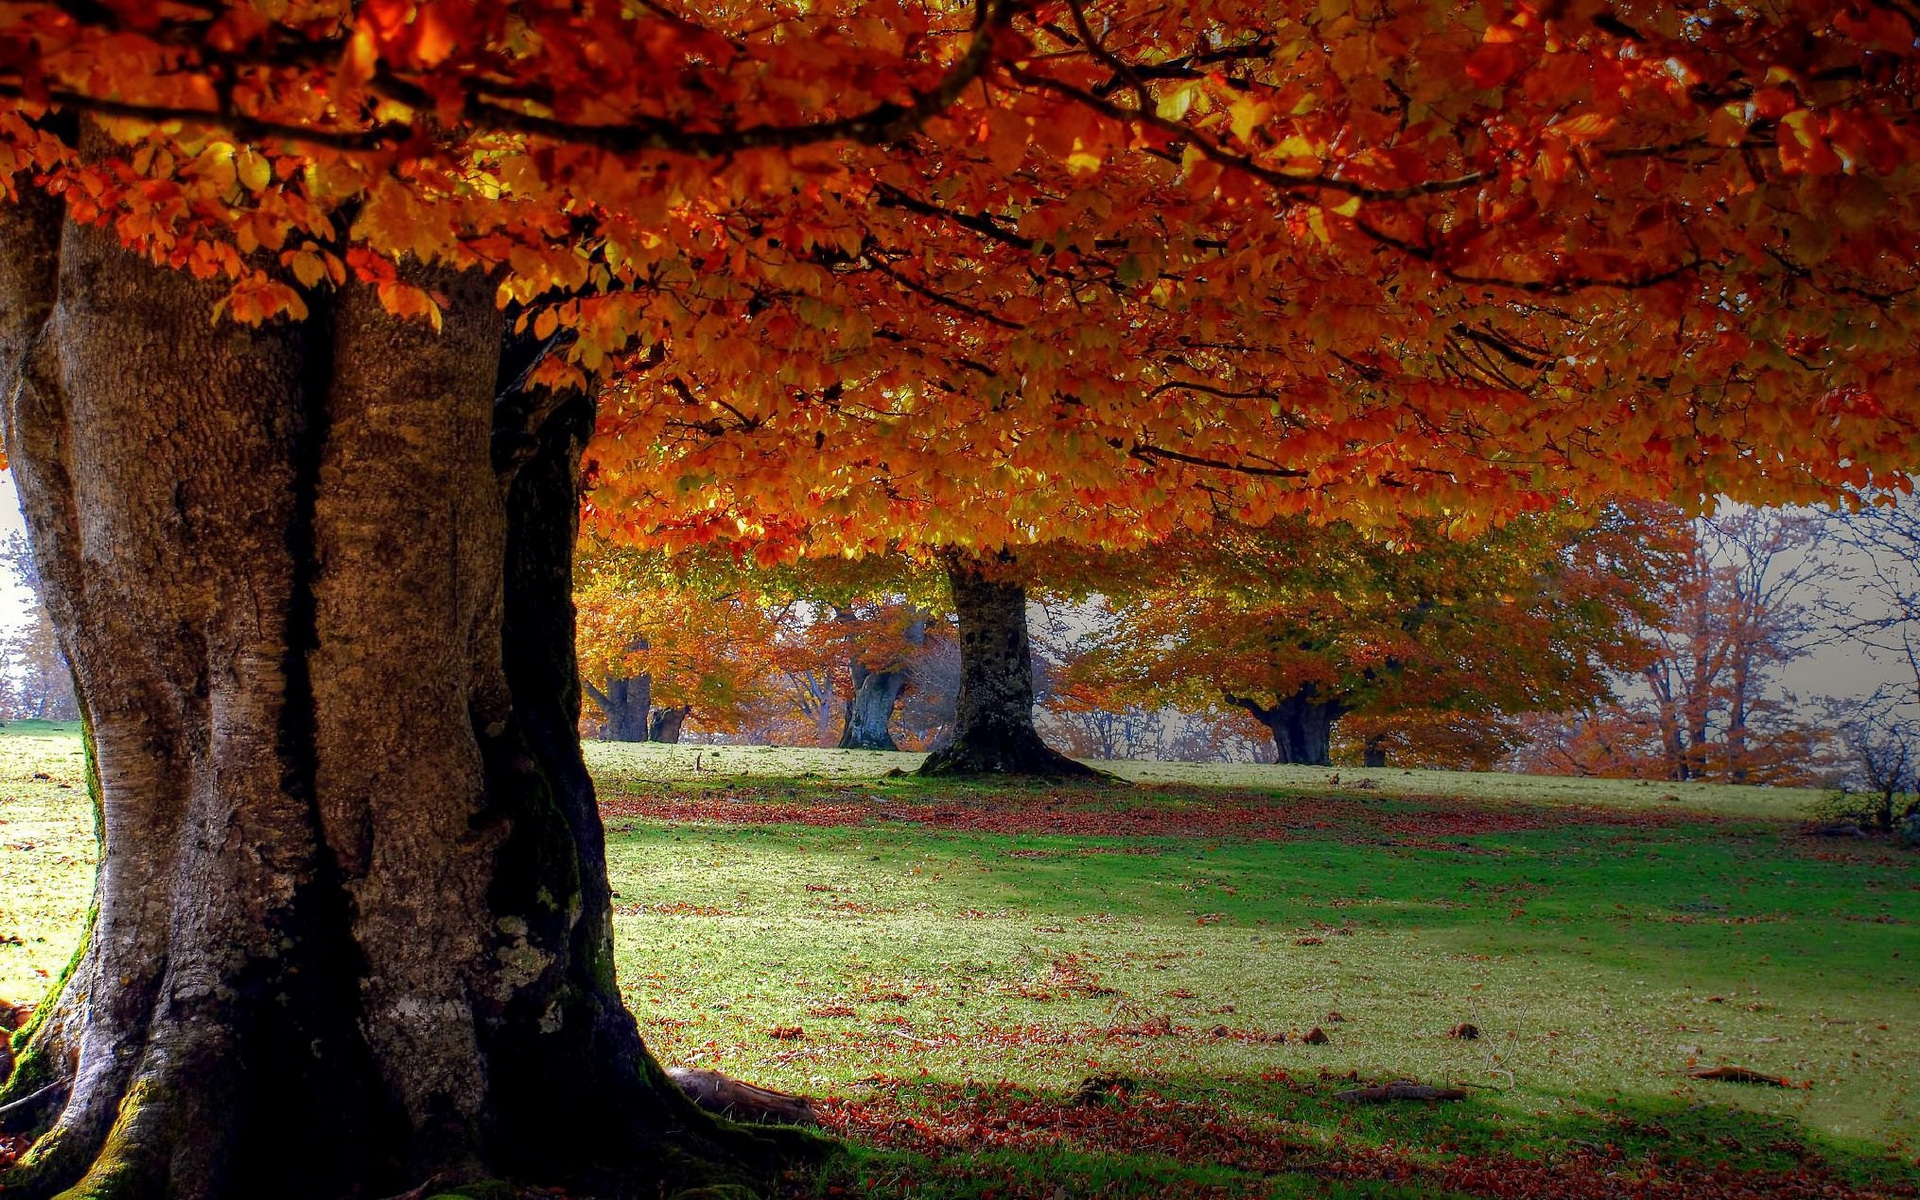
[575,548,780,743]
[1823,690,1920,832]
[828,602,933,751]
[1064,510,1669,766]
[1519,509,1826,783]
[0,533,76,722]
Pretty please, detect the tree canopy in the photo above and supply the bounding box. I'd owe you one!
[4,0,1918,554]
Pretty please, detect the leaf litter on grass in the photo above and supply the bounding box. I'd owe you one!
[7,729,1919,1197]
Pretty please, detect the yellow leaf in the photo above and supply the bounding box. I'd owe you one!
[1156,82,1199,122]
[1229,96,1272,145]
[288,251,327,288]
[235,147,271,193]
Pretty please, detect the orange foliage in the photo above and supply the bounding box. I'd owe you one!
[574,549,780,736]
[2,1,1916,553]
[1062,507,1679,765]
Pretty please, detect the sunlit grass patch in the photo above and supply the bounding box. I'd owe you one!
[582,741,1826,821]
[4,727,1916,1197]
[0,722,93,1005]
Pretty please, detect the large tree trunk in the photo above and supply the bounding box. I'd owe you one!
[918,552,1093,777]
[648,705,691,743]
[838,613,923,751]
[1228,688,1348,766]
[586,674,652,742]
[0,184,796,1199]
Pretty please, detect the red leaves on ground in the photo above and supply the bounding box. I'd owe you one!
[819,1079,1316,1175]
[815,1080,1910,1200]
[600,787,1689,843]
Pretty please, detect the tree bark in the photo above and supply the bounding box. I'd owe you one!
[648,705,691,743]
[1362,735,1388,769]
[585,674,652,742]
[0,180,798,1199]
[1227,688,1348,766]
[918,552,1094,777]
[838,613,923,751]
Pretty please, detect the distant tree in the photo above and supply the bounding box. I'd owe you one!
[0,532,77,721]
[1065,510,1666,767]
[1042,690,1169,761]
[1521,510,1825,783]
[1817,497,1920,708]
[1823,690,1920,832]
[1337,712,1526,773]
[828,603,933,751]
[893,634,962,753]
[574,548,778,743]
[1647,510,1824,782]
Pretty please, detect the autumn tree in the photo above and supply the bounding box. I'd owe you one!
[822,601,935,751]
[2,2,1919,1198]
[1521,509,1825,783]
[1064,510,1669,766]
[575,546,782,742]
[0,532,76,721]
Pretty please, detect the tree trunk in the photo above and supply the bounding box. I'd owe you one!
[587,674,652,742]
[1726,657,1751,785]
[1362,736,1388,769]
[1228,688,1347,766]
[648,705,691,743]
[838,615,923,751]
[918,552,1093,776]
[0,181,797,1199]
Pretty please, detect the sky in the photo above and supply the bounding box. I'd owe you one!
[0,470,1906,710]
[0,474,32,631]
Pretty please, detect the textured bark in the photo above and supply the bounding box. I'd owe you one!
[1228,688,1348,766]
[838,615,923,751]
[0,176,799,1199]
[918,553,1093,777]
[648,705,690,743]
[585,674,652,743]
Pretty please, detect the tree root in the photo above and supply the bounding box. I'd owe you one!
[667,1068,817,1126]
[1334,1081,1468,1103]
[918,736,1110,780]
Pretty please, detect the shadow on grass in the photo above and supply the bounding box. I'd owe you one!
[792,1071,1920,1200]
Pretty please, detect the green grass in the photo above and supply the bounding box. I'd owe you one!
[0,722,94,1002]
[4,727,1916,1199]
[587,740,1832,819]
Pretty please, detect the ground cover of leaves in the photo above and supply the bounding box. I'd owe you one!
[2,727,1915,1198]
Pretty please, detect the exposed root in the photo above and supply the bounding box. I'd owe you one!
[667,1068,817,1126]
[1334,1080,1468,1103]
[918,735,1109,780]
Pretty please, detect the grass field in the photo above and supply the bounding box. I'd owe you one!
[3,724,1917,1198]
